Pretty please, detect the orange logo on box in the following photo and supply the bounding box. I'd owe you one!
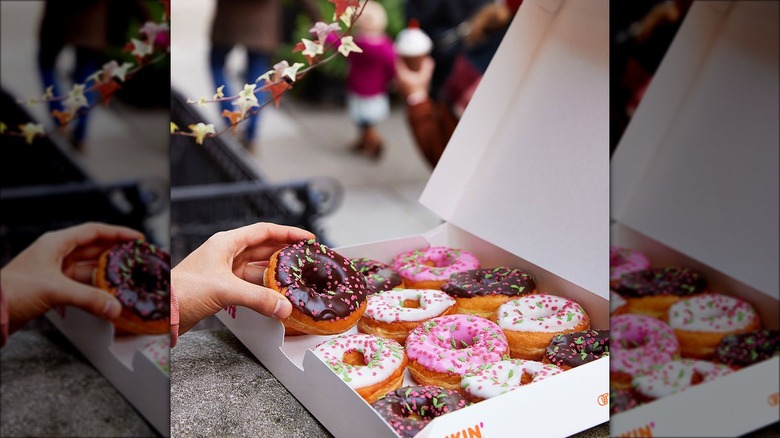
[445,422,484,438]
[598,393,609,406]
[769,393,779,407]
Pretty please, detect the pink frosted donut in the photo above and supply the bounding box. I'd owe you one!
[392,246,480,289]
[460,359,562,402]
[611,314,680,390]
[405,314,508,392]
[633,359,732,402]
[668,293,762,359]
[610,246,650,286]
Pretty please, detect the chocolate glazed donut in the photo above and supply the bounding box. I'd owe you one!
[543,329,610,370]
[371,386,469,438]
[351,258,404,294]
[613,267,707,319]
[442,267,536,317]
[265,239,368,335]
[94,239,170,335]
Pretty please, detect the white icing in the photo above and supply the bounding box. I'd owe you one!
[313,333,405,389]
[364,289,455,323]
[610,290,627,314]
[668,293,758,332]
[394,27,433,56]
[495,294,588,333]
[633,359,731,400]
[461,359,562,400]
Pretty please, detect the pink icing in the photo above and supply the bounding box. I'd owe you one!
[611,314,679,377]
[405,314,508,376]
[392,246,480,284]
[610,246,650,282]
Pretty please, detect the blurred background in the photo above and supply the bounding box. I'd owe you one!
[1,1,169,436]
[169,0,519,262]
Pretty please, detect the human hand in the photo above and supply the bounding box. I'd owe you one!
[395,55,435,101]
[464,3,511,47]
[0,222,145,334]
[171,222,315,336]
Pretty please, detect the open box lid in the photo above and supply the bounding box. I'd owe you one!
[611,1,779,299]
[420,0,609,297]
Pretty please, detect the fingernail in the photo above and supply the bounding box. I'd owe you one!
[272,298,288,319]
[102,299,121,318]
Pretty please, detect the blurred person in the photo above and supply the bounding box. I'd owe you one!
[209,0,320,150]
[0,223,144,347]
[405,0,500,98]
[170,222,314,345]
[610,0,692,153]
[37,0,109,151]
[343,1,396,159]
[397,1,512,167]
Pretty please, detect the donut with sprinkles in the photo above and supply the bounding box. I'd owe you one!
[668,293,761,360]
[441,267,536,318]
[543,329,609,370]
[264,239,368,335]
[371,386,469,438]
[715,329,779,370]
[313,333,407,404]
[93,239,170,335]
[357,288,457,344]
[460,359,563,402]
[405,314,508,392]
[351,258,404,294]
[492,293,590,361]
[392,246,480,290]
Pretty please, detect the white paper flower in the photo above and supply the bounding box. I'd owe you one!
[18,123,45,144]
[188,123,215,145]
[338,36,363,57]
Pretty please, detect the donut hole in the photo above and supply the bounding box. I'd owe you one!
[520,372,534,385]
[342,350,366,366]
[422,260,437,267]
[690,370,704,386]
[402,299,421,309]
[451,335,474,350]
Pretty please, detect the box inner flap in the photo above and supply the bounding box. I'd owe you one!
[611,1,780,298]
[420,0,609,297]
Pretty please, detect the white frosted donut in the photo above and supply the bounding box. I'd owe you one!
[493,293,590,360]
[365,289,455,322]
[669,293,759,332]
[460,359,562,402]
[313,333,407,404]
[633,359,732,401]
[358,289,457,343]
[668,293,761,359]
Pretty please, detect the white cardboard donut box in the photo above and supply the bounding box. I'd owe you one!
[218,0,611,436]
[610,1,779,436]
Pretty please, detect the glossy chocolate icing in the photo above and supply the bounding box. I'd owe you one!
[351,258,403,294]
[104,240,170,321]
[273,239,367,321]
[372,385,469,438]
[441,267,535,298]
[614,267,706,298]
[545,329,609,369]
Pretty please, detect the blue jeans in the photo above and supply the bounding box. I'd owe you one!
[209,44,270,142]
[38,47,100,145]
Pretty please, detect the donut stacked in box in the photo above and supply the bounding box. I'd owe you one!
[609,245,779,415]
[264,240,607,437]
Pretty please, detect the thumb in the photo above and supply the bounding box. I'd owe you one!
[220,276,292,320]
[51,278,123,320]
